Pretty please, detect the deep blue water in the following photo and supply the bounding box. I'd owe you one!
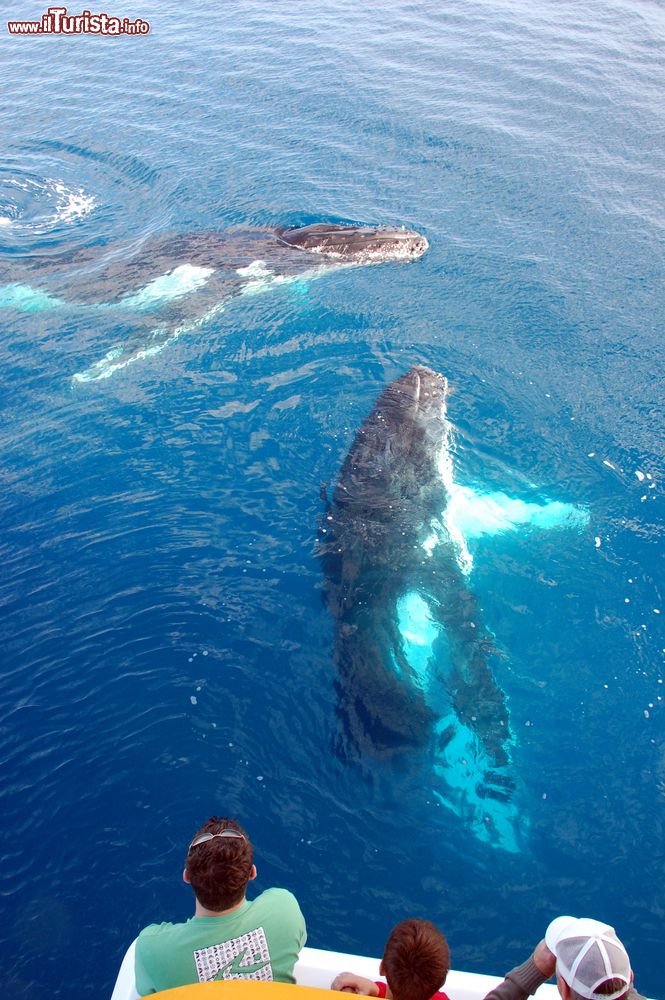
[1,1,663,998]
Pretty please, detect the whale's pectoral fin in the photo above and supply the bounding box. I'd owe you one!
[0,282,65,312]
[395,585,521,852]
[447,649,512,767]
[71,294,231,385]
[70,259,302,384]
[430,484,590,574]
[447,484,590,540]
[397,584,508,724]
[396,587,512,764]
[431,713,524,853]
[71,323,170,384]
[334,616,436,757]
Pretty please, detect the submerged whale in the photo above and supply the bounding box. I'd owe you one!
[0,223,428,382]
[318,365,589,852]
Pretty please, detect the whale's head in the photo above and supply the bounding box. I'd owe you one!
[275,223,428,263]
[337,365,450,509]
[391,365,450,423]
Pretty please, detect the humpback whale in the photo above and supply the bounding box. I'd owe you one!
[318,366,589,852]
[0,223,428,382]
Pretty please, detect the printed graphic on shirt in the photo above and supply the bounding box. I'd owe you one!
[193,927,273,983]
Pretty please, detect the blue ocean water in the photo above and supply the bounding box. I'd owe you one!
[1,1,663,997]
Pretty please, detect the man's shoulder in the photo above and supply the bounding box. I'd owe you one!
[248,887,305,926]
[255,887,299,901]
[136,919,187,945]
[250,887,303,912]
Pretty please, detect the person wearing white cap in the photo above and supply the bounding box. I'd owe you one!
[482,916,645,1000]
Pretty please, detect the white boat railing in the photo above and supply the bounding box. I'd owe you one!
[110,940,560,1000]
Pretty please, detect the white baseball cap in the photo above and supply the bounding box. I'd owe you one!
[545,917,632,1000]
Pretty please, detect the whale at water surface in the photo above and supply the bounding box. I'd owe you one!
[0,222,428,382]
[318,365,590,853]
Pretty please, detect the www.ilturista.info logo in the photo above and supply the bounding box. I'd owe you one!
[7,6,150,34]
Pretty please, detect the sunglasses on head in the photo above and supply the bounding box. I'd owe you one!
[188,830,246,851]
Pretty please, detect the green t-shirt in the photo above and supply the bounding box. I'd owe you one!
[134,888,306,995]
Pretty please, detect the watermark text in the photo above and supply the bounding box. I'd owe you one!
[8,6,150,35]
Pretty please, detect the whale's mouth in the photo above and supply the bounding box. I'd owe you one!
[276,223,429,262]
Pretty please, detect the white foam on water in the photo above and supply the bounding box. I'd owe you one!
[0,216,12,227]
[119,264,214,310]
[50,179,96,223]
[2,176,95,231]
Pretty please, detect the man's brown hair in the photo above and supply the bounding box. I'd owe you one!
[382,919,450,1000]
[569,984,630,1000]
[184,816,254,912]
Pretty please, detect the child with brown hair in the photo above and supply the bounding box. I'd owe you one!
[332,919,451,1000]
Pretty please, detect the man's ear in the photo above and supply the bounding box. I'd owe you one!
[183,868,191,885]
[249,864,257,881]
[557,976,571,1000]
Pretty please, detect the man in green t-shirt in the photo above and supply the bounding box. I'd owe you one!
[134,816,307,995]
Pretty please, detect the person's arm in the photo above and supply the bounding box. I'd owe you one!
[291,893,307,950]
[483,940,556,1000]
[134,937,156,997]
[331,973,382,996]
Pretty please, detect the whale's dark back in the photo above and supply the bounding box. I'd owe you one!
[319,366,449,755]
[319,366,512,768]
[321,366,449,612]
[2,222,427,302]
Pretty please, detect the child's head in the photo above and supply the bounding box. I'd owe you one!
[381,919,450,1000]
